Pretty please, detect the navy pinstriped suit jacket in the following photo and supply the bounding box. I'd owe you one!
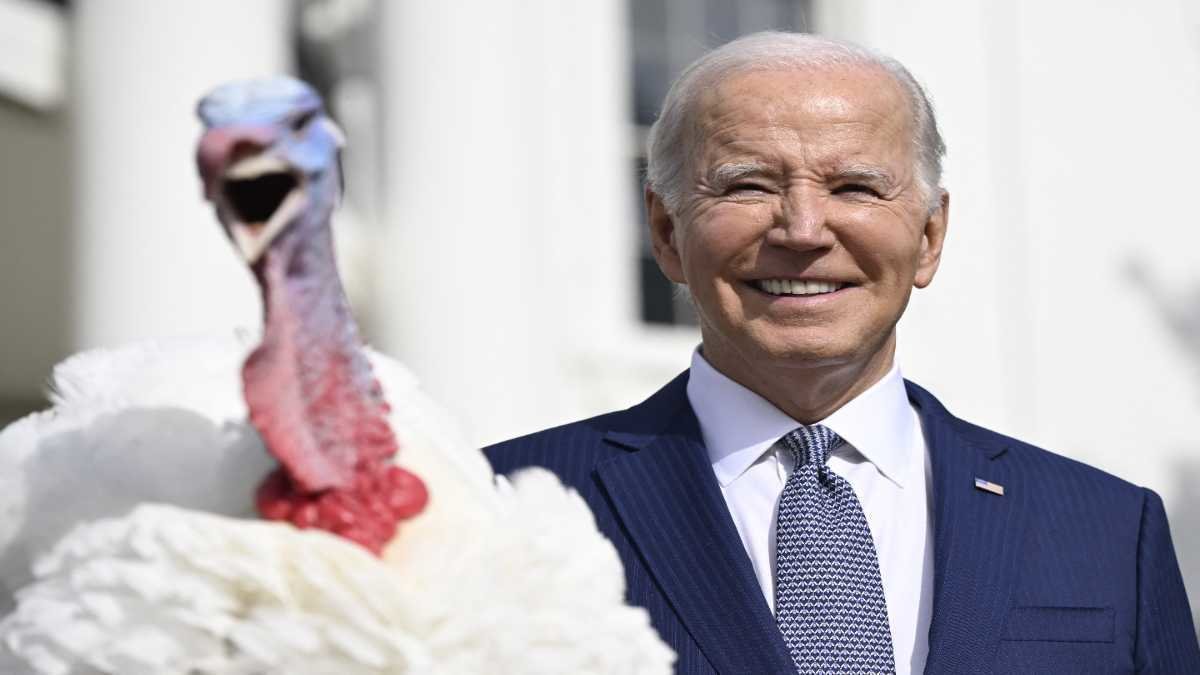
[484,372,1200,673]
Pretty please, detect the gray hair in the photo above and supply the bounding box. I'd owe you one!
[645,31,946,213]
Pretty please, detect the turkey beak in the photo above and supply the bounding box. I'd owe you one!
[198,125,307,264]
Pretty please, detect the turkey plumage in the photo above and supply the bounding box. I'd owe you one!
[0,77,674,674]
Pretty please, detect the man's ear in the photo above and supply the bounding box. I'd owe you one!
[646,187,687,284]
[914,189,949,289]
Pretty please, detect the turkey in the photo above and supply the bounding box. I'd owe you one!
[0,77,674,675]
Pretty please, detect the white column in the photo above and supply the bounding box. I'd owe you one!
[376,1,632,445]
[71,0,292,350]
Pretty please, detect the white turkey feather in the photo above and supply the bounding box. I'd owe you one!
[0,337,675,673]
[0,336,273,609]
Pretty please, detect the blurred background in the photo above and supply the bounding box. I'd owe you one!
[1,0,1197,630]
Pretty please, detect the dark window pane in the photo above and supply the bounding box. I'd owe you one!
[704,0,740,46]
[632,0,668,36]
[640,257,676,324]
[633,51,670,126]
[738,0,779,35]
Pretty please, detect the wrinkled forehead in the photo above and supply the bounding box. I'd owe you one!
[197,77,320,128]
[691,64,913,150]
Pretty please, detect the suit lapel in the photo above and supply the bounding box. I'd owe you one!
[907,382,1030,674]
[596,373,795,674]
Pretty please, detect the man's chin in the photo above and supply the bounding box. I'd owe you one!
[706,326,897,377]
[702,337,841,377]
[755,345,863,370]
[745,328,860,364]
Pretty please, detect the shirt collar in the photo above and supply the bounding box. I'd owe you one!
[686,348,915,488]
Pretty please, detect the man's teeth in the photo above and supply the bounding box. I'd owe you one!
[755,279,844,296]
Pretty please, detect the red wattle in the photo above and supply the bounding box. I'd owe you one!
[244,228,430,556]
[255,462,429,555]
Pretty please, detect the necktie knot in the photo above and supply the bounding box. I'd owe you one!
[781,424,842,469]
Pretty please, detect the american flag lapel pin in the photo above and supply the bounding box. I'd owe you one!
[974,477,1005,496]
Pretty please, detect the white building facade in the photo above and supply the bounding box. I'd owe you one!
[1,0,1198,625]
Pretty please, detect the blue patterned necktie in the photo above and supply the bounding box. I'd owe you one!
[775,425,895,674]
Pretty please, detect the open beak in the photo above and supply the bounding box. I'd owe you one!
[197,126,308,264]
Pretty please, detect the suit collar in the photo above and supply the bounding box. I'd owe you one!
[687,350,917,488]
[597,373,1028,674]
[597,371,796,674]
[905,381,1028,673]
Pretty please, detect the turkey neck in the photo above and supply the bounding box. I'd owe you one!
[242,211,398,494]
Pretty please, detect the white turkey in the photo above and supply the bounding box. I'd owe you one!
[0,77,674,675]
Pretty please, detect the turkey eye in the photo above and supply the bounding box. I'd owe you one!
[291,110,317,132]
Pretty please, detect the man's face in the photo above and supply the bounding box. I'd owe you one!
[649,65,948,384]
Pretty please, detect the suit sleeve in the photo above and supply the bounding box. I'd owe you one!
[1134,488,1200,673]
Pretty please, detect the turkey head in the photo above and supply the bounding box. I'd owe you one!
[196,78,427,554]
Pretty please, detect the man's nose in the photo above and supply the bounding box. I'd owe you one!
[765,186,835,250]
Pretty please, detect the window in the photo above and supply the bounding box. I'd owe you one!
[630,0,813,325]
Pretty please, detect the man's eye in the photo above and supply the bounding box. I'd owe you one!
[832,183,881,198]
[726,182,770,194]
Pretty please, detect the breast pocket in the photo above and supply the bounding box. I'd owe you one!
[994,606,1117,674]
[1001,606,1114,643]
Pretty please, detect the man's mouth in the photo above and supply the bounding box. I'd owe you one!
[752,279,849,297]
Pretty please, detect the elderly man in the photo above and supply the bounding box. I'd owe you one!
[486,32,1199,674]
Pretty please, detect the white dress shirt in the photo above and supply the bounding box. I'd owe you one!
[686,349,934,675]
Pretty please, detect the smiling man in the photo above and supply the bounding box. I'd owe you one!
[486,32,1199,674]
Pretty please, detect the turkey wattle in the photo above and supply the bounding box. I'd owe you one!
[0,78,675,674]
[197,78,426,554]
